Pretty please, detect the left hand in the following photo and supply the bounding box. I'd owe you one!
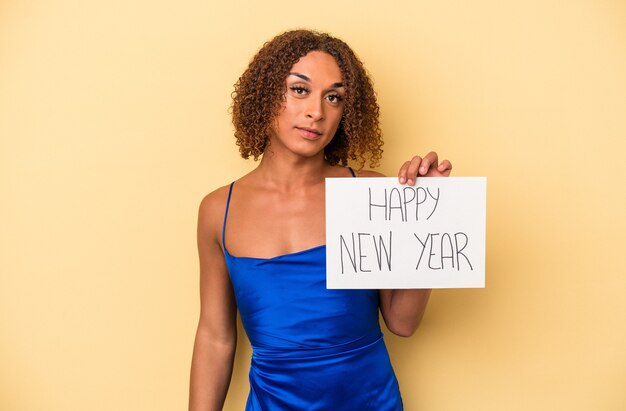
[398,152,452,185]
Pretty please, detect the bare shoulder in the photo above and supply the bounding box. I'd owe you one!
[198,184,233,242]
[199,184,232,215]
[355,169,385,178]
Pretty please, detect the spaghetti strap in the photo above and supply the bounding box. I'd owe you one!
[348,167,356,177]
[222,182,235,251]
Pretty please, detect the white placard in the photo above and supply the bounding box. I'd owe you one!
[325,177,486,289]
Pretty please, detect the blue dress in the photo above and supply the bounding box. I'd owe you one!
[222,178,403,410]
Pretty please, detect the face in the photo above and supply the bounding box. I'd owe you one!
[267,51,346,160]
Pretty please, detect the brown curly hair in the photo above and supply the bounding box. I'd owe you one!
[231,29,383,168]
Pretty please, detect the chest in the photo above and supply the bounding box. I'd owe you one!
[224,186,327,258]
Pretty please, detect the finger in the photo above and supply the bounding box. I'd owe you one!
[420,151,439,175]
[406,156,422,185]
[397,161,411,184]
[437,159,452,176]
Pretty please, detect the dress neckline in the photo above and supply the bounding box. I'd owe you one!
[224,244,326,261]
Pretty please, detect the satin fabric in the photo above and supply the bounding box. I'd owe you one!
[223,184,403,410]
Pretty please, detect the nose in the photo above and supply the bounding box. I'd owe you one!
[306,96,324,121]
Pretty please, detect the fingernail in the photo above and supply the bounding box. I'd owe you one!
[420,166,426,174]
[399,176,406,184]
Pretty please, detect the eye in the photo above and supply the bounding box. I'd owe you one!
[289,86,309,95]
[326,94,343,104]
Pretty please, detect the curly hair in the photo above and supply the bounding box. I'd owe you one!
[231,29,383,168]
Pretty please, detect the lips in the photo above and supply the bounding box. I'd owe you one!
[296,127,323,140]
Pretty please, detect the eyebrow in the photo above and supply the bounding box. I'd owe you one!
[289,72,345,89]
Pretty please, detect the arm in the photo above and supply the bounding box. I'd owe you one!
[381,152,452,337]
[189,191,237,410]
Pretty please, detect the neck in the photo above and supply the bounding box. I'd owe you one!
[255,150,329,189]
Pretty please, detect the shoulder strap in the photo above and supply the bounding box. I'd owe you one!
[222,182,235,250]
[348,167,356,177]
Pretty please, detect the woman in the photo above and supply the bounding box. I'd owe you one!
[189,29,452,410]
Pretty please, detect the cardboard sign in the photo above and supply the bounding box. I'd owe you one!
[325,177,486,289]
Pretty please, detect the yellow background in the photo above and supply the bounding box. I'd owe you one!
[1,0,625,409]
